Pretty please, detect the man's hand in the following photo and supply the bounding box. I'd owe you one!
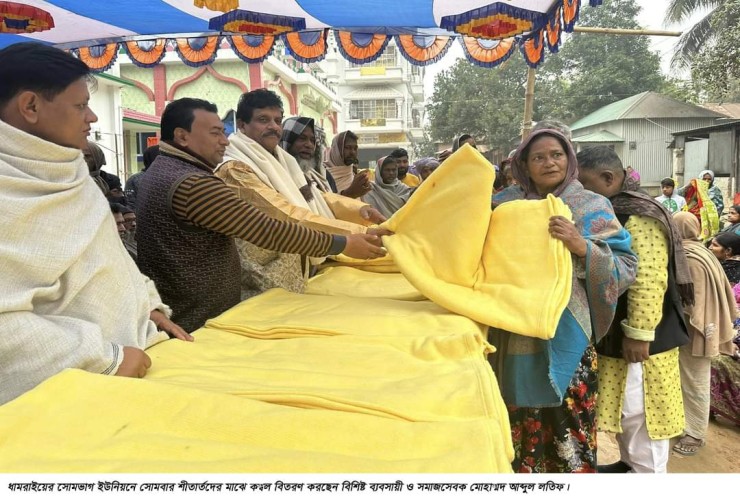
[366,227,393,238]
[622,337,650,363]
[115,346,151,378]
[548,215,587,258]
[437,149,452,163]
[343,233,387,260]
[150,309,194,341]
[341,171,372,198]
[359,205,386,224]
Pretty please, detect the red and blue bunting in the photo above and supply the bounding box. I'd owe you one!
[209,9,305,36]
[0,1,54,34]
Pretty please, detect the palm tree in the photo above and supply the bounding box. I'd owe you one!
[666,0,726,67]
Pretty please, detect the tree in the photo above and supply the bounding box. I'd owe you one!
[426,55,530,153]
[425,0,669,149]
[666,0,728,68]
[689,1,740,100]
[537,0,665,122]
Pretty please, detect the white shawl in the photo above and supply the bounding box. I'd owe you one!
[0,119,169,405]
[223,131,335,220]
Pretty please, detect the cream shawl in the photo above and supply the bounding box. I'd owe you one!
[222,131,334,220]
[0,119,169,405]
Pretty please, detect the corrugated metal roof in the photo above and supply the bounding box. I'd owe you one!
[572,130,624,142]
[672,119,740,136]
[345,86,403,100]
[571,92,725,131]
[701,103,740,118]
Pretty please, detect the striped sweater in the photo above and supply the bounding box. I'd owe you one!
[137,143,345,332]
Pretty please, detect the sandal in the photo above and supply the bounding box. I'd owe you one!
[672,435,705,456]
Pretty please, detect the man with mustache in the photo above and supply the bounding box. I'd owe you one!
[137,97,386,332]
[215,90,389,299]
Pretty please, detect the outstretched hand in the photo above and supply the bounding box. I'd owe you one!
[150,309,194,341]
[341,171,372,198]
[343,233,387,260]
[360,205,386,224]
[548,216,587,258]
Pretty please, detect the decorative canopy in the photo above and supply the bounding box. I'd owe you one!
[0,1,603,69]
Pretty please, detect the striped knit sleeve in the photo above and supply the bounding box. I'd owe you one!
[171,175,343,257]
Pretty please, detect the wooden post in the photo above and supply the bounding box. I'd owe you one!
[521,67,536,140]
[518,27,682,142]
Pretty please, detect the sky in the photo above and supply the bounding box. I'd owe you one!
[423,0,708,95]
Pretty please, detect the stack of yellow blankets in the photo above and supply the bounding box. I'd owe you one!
[0,145,571,472]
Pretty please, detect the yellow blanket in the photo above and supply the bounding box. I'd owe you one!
[382,145,573,339]
[305,266,425,301]
[0,370,511,472]
[0,148,532,473]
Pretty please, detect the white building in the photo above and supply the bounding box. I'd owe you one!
[324,38,426,168]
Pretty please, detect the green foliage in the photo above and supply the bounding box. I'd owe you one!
[690,0,740,101]
[425,0,668,151]
[427,56,529,152]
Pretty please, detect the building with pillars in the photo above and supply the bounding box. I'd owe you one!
[323,38,426,168]
[99,39,341,179]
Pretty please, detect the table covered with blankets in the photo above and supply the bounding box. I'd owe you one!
[0,146,573,472]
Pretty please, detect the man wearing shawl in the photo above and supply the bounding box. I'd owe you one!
[362,156,413,219]
[491,130,637,473]
[0,43,192,405]
[215,90,388,298]
[82,140,110,196]
[323,129,372,198]
[672,212,736,456]
[280,116,334,193]
[577,146,692,473]
[411,157,439,183]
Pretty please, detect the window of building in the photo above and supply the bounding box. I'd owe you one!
[349,99,398,120]
[350,45,398,68]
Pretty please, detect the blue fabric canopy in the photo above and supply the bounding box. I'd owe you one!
[0,1,603,67]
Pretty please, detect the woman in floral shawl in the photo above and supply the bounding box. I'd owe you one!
[681,177,720,240]
[491,129,637,473]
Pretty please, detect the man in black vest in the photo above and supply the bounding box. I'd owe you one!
[577,146,691,473]
[136,98,386,333]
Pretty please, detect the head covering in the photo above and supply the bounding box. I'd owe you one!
[673,212,738,356]
[510,128,578,200]
[610,170,694,306]
[699,169,715,182]
[452,134,473,152]
[142,145,160,170]
[674,211,702,244]
[410,157,439,178]
[323,131,356,192]
[361,156,411,218]
[279,116,314,152]
[714,232,740,256]
[86,141,106,170]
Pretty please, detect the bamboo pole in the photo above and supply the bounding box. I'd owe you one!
[573,26,682,37]
[521,67,536,140]
[518,27,682,141]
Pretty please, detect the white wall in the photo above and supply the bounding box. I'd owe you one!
[89,76,124,179]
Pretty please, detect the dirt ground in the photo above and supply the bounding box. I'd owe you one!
[599,415,740,473]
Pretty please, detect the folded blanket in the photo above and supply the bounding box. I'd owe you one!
[205,288,484,339]
[382,146,572,339]
[305,266,425,301]
[146,328,504,424]
[0,370,512,472]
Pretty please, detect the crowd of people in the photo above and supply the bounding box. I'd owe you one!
[1,42,738,474]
